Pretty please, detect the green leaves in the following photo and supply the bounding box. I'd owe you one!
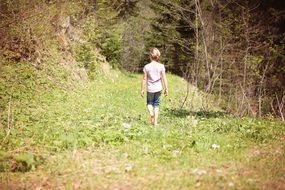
[0,151,44,172]
[14,152,35,172]
[101,30,123,67]
[74,43,99,77]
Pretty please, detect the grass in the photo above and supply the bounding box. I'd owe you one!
[0,70,284,189]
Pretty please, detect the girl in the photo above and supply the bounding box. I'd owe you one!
[141,48,168,125]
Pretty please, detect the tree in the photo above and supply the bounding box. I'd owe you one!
[147,0,285,118]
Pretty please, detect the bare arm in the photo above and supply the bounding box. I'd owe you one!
[141,72,147,97]
[161,71,168,96]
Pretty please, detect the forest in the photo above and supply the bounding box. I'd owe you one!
[0,0,285,189]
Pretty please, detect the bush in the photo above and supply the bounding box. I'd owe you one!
[74,43,98,78]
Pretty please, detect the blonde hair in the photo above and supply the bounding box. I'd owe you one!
[150,48,161,61]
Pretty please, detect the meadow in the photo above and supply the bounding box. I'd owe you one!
[0,71,284,189]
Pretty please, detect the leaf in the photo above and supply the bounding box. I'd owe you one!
[14,152,35,172]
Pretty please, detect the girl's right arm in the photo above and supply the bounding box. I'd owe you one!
[141,72,147,97]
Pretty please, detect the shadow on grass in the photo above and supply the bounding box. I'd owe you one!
[164,108,228,119]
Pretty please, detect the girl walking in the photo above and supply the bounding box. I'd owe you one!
[141,48,168,125]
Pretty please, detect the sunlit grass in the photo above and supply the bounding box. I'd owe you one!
[0,71,284,189]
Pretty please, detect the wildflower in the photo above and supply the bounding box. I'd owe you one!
[122,122,131,129]
[211,144,220,150]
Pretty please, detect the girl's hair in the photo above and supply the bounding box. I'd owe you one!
[150,48,161,61]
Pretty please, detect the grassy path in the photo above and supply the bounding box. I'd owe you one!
[1,73,285,189]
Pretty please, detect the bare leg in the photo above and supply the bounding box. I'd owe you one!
[154,107,159,125]
[147,105,154,124]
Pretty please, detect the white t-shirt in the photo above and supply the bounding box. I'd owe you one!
[143,61,166,93]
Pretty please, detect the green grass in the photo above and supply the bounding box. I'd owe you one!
[0,70,284,189]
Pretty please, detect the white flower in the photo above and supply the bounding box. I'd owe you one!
[192,168,207,175]
[211,144,220,150]
[228,182,234,187]
[172,150,181,157]
[125,164,133,172]
[122,122,131,129]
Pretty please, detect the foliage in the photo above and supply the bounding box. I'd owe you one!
[74,43,99,78]
[82,6,123,68]
[100,28,123,68]
[13,152,36,172]
[97,0,140,18]
[121,16,150,71]
[145,0,195,75]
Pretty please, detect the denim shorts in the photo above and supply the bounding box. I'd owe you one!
[147,91,162,107]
